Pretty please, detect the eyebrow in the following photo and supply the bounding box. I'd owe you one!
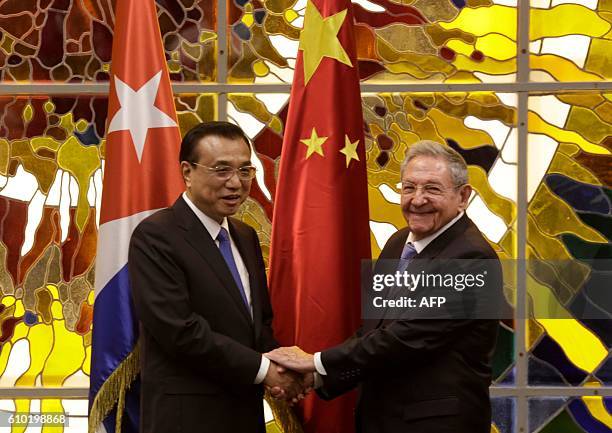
[402,180,446,186]
[209,160,252,166]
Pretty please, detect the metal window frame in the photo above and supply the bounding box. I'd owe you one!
[1,2,611,432]
[1,81,612,95]
[1,386,611,399]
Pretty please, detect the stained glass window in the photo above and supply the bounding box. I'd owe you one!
[527,92,611,393]
[228,0,520,83]
[529,396,611,432]
[0,1,217,82]
[530,2,612,82]
[1,0,611,432]
[492,397,516,433]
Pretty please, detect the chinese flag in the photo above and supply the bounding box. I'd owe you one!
[89,0,183,432]
[268,0,370,432]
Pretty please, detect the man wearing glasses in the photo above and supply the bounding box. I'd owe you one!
[129,122,307,433]
[267,140,502,433]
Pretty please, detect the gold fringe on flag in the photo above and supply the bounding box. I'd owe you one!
[89,344,303,433]
[88,344,140,433]
[265,391,305,433]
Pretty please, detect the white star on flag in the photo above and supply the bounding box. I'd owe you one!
[108,70,177,162]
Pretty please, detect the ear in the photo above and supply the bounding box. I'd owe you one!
[458,184,472,210]
[180,161,192,188]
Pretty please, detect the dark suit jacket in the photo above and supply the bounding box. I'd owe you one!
[318,214,501,433]
[129,196,277,433]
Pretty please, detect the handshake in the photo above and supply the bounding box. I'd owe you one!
[263,346,317,404]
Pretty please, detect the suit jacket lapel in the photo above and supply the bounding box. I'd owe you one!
[172,197,253,327]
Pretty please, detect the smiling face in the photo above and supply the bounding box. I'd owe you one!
[181,134,252,223]
[400,155,471,240]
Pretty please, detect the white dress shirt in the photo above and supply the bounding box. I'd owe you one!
[313,211,466,378]
[182,193,270,383]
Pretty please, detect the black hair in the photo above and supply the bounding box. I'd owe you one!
[178,121,251,163]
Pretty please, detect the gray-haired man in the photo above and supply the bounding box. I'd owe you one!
[267,140,502,433]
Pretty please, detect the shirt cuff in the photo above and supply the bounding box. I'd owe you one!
[314,352,327,375]
[254,355,270,384]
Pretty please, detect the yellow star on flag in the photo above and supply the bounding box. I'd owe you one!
[301,128,328,159]
[299,0,352,86]
[340,135,360,167]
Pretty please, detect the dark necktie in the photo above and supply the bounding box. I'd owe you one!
[217,227,250,310]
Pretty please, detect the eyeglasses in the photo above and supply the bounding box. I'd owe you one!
[399,182,463,198]
[190,162,257,181]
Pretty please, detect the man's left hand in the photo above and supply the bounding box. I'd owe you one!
[266,346,316,373]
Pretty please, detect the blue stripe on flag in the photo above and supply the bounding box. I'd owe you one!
[89,264,140,433]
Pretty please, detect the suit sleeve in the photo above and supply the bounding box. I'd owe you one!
[322,318,468,370]
[251,228,278,353]
[129,220,263,386]
[316,334,362,400]
[315,318,466,401]
[319,250,502,399]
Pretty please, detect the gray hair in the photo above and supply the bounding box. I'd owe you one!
[400,140,468,187]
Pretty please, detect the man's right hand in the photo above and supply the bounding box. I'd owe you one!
[264,361,310,404]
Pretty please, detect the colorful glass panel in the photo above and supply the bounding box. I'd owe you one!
[228,0,519,83]
[492,397,515,433]
[530,396,612,433]
[0,1,217,82]
[530,2,612,82]
[527,91,611,388]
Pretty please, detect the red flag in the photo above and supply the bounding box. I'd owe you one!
[269,0,371,432]
[100,0,184,225]
[89,0,183,432]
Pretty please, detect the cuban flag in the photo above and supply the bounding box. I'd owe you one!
[88,0,184,432]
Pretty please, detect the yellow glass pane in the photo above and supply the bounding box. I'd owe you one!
[536,319,607,373]
[531,5,610,40]
[530,4,612,81]
[440,5,516,39]
[475,34,516,61]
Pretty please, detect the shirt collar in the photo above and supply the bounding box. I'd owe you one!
[182,192,230,240]
[407,211,464,254]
